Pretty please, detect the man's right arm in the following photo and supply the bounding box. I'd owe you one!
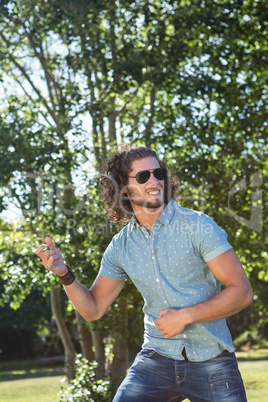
[35,237,125,322]
[63,274,125,322]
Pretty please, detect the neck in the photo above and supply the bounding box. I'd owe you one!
[132,204,165,233]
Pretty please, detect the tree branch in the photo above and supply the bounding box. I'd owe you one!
[143,84,156,147]
[0,32,60,127]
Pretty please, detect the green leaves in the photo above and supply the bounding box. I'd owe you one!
[59,354,113,401]
[0,0,267,359]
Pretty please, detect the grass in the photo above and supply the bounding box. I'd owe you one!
[0,359,64,381]
[0,350,267,401]
[236,349,268,402]
[0,359,65,401]
[0,376,64,401]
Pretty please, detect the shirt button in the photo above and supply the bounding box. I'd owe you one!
[152,256,155,260]
[183,334,187,338]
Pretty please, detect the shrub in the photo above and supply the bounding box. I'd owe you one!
[59,354,113,401]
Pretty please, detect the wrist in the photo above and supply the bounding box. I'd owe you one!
[57,265,76,286]
[57,265,69,276]
[181,307,194,326]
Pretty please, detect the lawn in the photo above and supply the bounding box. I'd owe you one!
[0,359,65,401]
[0,350,267,401]
[236,349,268,402]
[0,376,64,401]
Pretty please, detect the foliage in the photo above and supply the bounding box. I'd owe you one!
[0,0,267,378]
[59,354,114,402]
[0,283,51,359]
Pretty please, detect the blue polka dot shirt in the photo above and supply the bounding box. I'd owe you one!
[99,199,235,361]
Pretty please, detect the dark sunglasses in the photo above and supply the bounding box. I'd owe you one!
[128,168,167,184]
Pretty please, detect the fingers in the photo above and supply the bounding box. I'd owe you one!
[154,318,170,338]
[42,250,58,267]
[45,237,57,251]
[154,319,162,334]
[35,245,56,259]
[35,243,59,270]
[35,244,49,257]
[154,310,169,336]
[35,238,66,275]
[35,239,57,257]
[154,309,168,325]
[45,254,61,271]
[155,325,168,338]
[159,309,167,318]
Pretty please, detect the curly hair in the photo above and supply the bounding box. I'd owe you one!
[99,144,179,223]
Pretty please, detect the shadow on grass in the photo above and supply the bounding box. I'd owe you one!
[0,359,65,382]
[237,356,268,362]
[236,348,268,362]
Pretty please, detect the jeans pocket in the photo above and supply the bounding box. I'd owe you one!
[209,369,247,401]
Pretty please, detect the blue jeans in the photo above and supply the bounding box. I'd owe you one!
[113,349,247,401]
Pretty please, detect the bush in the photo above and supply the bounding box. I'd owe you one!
[59,354,113,401]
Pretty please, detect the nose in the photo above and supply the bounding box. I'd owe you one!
[148,171,160,184]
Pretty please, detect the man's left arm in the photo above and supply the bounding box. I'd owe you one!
[154,249,253,339]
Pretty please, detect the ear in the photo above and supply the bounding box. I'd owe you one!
[121,183,129,198]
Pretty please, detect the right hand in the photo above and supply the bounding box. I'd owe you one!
[35,237,67,276]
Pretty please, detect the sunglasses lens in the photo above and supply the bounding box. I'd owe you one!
[154,168,167,180]
[135,168,167,183]
[136,170,150,184]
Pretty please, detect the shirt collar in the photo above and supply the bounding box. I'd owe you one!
[157,199,176,225]
[129,215,138,228]
[129,199,177,228]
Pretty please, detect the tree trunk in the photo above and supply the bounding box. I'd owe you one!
[108,0,118,146]
[108,107,117,145]
[110,298,129,386]
[90,328,106,379]
[50,286,76,381]
[75,310,95,361]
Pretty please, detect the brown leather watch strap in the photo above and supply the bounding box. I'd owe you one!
[57,265,76,286]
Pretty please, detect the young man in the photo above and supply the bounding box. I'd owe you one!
[35,146,253,401]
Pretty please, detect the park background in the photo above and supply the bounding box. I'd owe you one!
[0,0,267,400]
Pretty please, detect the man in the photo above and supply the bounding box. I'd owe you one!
[35,145,253,401]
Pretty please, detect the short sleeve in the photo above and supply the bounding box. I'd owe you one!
[99,236,128,281]
[196,213,233,262]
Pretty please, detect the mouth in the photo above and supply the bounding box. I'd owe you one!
[147,189,161,196]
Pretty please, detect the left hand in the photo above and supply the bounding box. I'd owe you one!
[154,308,187,339]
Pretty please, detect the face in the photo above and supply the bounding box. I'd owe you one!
[126,157,165,210]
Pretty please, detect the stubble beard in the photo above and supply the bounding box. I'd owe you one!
[127,188,164,209]
[132,199,164,209]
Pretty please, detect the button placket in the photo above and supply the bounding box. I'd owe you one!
[150,231,161,289]
[150,229,170,305]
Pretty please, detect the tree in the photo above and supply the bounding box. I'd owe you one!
[0,0,267,387]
